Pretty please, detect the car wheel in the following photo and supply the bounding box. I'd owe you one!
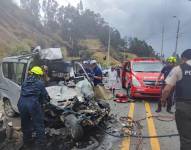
[3,99,16,117]
[65,114,84,141]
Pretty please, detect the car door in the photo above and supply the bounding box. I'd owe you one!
[125,62,131,87]
[73,62,93,85]
[122,61,131,88]
[1,62,27,112]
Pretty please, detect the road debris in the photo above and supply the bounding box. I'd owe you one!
[0,112,6,143]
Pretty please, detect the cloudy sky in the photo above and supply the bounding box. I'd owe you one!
[14,0,191,56]
[83,0,191,57]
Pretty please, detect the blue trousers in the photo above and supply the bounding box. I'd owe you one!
[17,98,45,145]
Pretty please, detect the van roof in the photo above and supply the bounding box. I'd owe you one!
[2,54,32,63]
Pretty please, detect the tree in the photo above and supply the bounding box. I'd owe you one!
[77,0,83,14]
[20,0,40,19]
[128,38,155,57]
[42,0,59,31]
[18,0,129,58]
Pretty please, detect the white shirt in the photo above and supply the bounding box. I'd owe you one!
[108,69,117,81]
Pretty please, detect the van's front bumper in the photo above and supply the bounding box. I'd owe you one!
[131,86,161,98]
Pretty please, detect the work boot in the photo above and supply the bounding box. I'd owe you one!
[156,102,162,113]
[21,139,34,150]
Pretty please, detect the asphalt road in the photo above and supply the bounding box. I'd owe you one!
[99,98,180,150]
[0,83,180,150]
[97,78,180,150]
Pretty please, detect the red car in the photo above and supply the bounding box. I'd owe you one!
[121,58,163,98]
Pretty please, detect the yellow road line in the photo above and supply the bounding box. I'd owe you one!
[121,103,135,150]
[145,101,160,150]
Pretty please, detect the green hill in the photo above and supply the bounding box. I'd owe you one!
[0,0,138,64]
[78,39,137,66]
[0,0,67,57]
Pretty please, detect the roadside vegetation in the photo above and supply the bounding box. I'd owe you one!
[0,0,159,64]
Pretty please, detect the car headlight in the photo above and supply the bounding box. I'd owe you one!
[132,76,141,87]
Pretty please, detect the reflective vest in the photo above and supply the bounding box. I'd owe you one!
[176,63,191,101]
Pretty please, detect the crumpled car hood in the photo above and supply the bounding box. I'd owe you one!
[46,85,84,107]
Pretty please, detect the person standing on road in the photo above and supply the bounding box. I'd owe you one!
[108,66,118,95]
[90,60,103,86]
[17,66,50,150]
[161,49,191,150]
[155,57,176,113]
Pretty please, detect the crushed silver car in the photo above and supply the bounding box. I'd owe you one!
[0,48,110,140]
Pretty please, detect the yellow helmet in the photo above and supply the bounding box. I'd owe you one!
[30,66,44,75]
[167,56,176,63]
[171,57,177,63]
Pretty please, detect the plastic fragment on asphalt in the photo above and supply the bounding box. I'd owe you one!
[115,92,127,98]
[113,97,129,103]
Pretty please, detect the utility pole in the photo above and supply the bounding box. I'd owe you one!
[174,19,180,56]
[123,48,126,62]
[161,25,164,59]
[107,27,111,66]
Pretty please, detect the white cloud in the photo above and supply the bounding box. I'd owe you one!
[56,0,79,6]
[12,0,20,5]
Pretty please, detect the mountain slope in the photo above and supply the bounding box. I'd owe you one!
[0,0,137,65]
[0,0,62,57]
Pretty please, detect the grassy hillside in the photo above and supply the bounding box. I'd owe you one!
[0,0,67,57]
[120,52,138,59]
[78,38,137,66]
[92,52,121,67]
[79,39,103,52]
[0,0,137,65]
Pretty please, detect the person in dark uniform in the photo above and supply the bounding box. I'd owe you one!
[155,56,176,113]
[17,66,50,150]
[161,49,191,150]
[90,60,103,86]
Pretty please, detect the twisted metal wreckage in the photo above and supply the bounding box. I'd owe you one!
[0,47,179,150]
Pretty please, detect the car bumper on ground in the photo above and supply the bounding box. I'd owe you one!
[131,86,161,98]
